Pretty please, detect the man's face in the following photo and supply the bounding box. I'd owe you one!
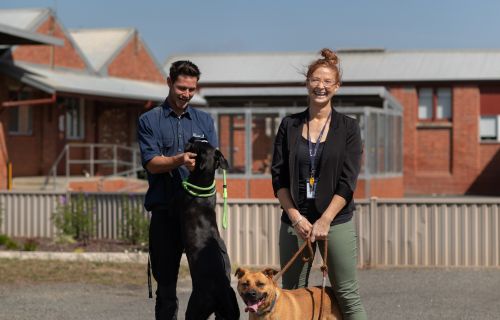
[167,75,198,110]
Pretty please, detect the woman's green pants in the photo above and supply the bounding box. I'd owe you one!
[279,219,367,320]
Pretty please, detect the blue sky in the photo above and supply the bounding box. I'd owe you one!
[2,0,500,64]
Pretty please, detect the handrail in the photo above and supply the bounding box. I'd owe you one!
[42,143,143,190]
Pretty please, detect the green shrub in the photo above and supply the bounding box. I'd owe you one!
[23,238,38,251]
[119,195,149,246]
[5,238,19,250]
[0,234,10,246]
[52,193,97,245]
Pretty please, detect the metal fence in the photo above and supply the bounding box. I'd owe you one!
[0,191,499,267]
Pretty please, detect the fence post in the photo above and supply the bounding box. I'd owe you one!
[113,145,117,175]
[369,196,378,267]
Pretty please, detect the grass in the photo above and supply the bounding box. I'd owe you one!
[0,258,190,286]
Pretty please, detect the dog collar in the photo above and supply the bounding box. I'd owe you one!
[255,291,279,317]
[182,180,216,197]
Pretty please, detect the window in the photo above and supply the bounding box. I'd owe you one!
[8,105,33,135]
[65,98,85,140]
[251,114,280,174]
[8,90,33,135]
[418,87,452,120]
[480,116,499,141]
[218,113,246,174]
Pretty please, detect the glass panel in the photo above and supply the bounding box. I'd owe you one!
[377,114,385,173]
[396,116,403,172]
[8,107,19,133]
[66,98,84,139]
[480,116,497,140]
[357,114,365,175]
[418,88,433,119]
[437,88,452,119]
[387,115,394,173]
[251,113,280,174]
[366,112,377,174]
[218,113,246,174]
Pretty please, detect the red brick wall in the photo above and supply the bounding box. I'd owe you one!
[416,127,451,173]
[216,178,247,198]
[249,179,274,198]
[354,176,404,199]
[390,86,481,195]
[12,16,87,70]
[389,87,417,193]
[107,34,165,83]
[479,87,500,115]
[467,143,500,195]
[451,86,480,192]
[2,92,49,176]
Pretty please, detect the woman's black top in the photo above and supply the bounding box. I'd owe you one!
[272,109,363,227]
[281,137,351,226]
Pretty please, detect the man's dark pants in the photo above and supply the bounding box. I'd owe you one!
[150,208,183,320]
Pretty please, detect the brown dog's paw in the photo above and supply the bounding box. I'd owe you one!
[235,267,248,279]
[261,268,279,278]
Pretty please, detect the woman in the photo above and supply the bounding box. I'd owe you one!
[271,48,367,320]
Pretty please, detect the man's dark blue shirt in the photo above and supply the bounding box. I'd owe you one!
[137,101,217,211]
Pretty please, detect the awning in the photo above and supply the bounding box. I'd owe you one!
[0,61,206,105]
[0,23,63,46]
[200,86,402,111]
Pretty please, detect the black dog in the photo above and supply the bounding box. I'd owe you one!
[179,137,240,320]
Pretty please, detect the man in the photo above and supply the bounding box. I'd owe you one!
[137,61,218,319]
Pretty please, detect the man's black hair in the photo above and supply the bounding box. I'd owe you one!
[169,60,201,82]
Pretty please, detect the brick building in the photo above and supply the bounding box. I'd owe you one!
[0,8,203,191]
[165,50,500,197]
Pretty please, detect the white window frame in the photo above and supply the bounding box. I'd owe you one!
[65,97,85,140]
[418,87,453,121]
[479,115,500,142]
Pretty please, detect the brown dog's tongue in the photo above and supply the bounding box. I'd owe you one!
[245,302,260,313]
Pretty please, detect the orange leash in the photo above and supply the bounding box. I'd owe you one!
[273,239,314,282]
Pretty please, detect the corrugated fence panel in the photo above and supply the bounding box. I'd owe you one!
[0,191,63,238]
[374,199,500,267]
[217,200,283,266]
[1,193,499,267]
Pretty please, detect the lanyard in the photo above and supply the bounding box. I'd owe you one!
[307,111,331,186]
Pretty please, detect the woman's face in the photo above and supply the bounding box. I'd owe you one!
[306,66,339,106]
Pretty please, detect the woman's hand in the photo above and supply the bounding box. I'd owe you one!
[310,217,331,242]
[293,217,312,240]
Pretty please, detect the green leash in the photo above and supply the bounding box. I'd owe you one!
[181,169,229,229]
[181,179,216,197]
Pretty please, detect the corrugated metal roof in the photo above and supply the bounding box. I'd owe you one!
[70,28,134,72]
[0,23,63,46]
[165,50,500,83]
[0,61,206,105]
[0,8,49,30]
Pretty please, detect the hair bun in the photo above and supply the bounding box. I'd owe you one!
[320,48,338,65]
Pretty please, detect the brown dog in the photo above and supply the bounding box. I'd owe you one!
[235,267,341,320]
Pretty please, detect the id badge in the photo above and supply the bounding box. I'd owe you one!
[306,179,317,199]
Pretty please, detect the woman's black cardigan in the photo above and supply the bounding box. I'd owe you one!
[271,108,363,222]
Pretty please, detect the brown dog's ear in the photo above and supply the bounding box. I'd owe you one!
[262,268,279,279]
[235,267,247,279]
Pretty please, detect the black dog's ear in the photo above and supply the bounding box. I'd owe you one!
[235,267,247,279]
[262,268,279,279]
[184,142,194,153]
[215,149,229,170]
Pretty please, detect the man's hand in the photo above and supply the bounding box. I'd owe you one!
[180,152,197,171]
